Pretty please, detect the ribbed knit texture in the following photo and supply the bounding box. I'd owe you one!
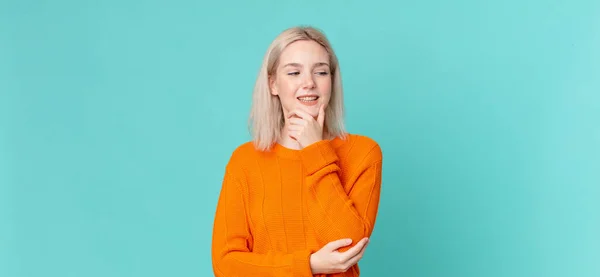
[211,134,383,277]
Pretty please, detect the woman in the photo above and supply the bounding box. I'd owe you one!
[211,26,383,277]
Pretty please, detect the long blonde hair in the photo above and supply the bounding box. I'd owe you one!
[249,26,347,151]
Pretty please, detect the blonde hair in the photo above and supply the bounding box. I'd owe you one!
[249,26,347,151]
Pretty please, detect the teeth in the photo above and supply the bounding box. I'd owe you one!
[298,96,318,101]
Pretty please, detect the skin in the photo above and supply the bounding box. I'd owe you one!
[269,40,370,274]
[269,39,332,150]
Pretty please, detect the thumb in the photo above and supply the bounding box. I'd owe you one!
[317,104,325,127]
[324,238,352,251]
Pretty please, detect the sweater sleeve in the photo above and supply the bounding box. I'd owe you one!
[299,139,383,251]
[211,167,314,277]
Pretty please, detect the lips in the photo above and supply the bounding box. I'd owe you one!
[297,95,319,101]
[297,95,319,106]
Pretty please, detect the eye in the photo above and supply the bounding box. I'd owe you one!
[316,71,329,76]
[287,72,300,76]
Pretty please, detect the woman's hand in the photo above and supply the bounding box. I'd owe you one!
[287,104,325,148]
[309,237,370,274]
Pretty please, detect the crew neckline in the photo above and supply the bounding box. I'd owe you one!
[272,136,346,160]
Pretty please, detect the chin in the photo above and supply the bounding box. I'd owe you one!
[285,98,325,118]
[305,106,320,118]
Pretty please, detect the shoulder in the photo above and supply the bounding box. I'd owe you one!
[345,133,381,151]
[230,141,258,158]
[342,133,382,163]
[225,141,257,170]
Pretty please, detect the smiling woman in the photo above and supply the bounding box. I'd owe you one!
[211,26,383,277]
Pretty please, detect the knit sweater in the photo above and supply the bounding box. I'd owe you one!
[211,134,383,277]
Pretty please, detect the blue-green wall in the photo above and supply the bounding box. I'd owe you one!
[1,0,599,276]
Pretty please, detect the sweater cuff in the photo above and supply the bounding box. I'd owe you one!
[292,249,313,277]
[299,140,339,176]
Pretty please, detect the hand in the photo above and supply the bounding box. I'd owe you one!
[287,104,325,148]
[309,237,370,274]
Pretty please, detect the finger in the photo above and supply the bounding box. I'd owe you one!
[343,239,370,268]
[288,118,306,126]
[288,109,314,121]
[287,125,302,132]
[340,237,369,261]
[288,113,302,119]
[317,104,325,127]
[324,238,353,252]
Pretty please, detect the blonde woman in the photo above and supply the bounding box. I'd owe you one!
[211,26,383,277]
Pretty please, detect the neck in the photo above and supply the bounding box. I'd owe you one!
[277,117,330,150]
[278,118,304,150]
[277,130,302,150]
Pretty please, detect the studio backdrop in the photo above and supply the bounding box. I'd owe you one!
[1,0,599,276]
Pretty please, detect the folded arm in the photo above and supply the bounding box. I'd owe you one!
[300,139,383,251]
[211,169,313,277]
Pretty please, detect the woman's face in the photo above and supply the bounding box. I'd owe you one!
[270,40,332,119]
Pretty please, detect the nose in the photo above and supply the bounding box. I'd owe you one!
[301,74,316,89]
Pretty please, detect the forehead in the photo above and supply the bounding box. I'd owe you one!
[279,40,329,64]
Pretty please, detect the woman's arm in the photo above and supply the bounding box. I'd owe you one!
[211,169,313,277]
[299,138,383,251]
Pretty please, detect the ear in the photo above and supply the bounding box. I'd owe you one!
[269,75,278,96]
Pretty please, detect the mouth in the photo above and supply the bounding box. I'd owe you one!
[297,95,319,106]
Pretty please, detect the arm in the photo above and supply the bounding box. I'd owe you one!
[211,168,313,277]
[299,139,383,250]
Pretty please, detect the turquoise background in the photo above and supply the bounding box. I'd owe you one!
[1,0,599,276]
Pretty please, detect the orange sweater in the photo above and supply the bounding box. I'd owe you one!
[211,134,383,277]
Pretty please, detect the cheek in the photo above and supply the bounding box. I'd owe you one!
[276,79,299,108]
[318,78,332,98]
[280,83,298,100]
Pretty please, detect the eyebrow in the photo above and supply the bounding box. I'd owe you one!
[283,62,330,68]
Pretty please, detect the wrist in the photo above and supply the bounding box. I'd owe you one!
[309,253,320,274]
[299,139,339,176]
